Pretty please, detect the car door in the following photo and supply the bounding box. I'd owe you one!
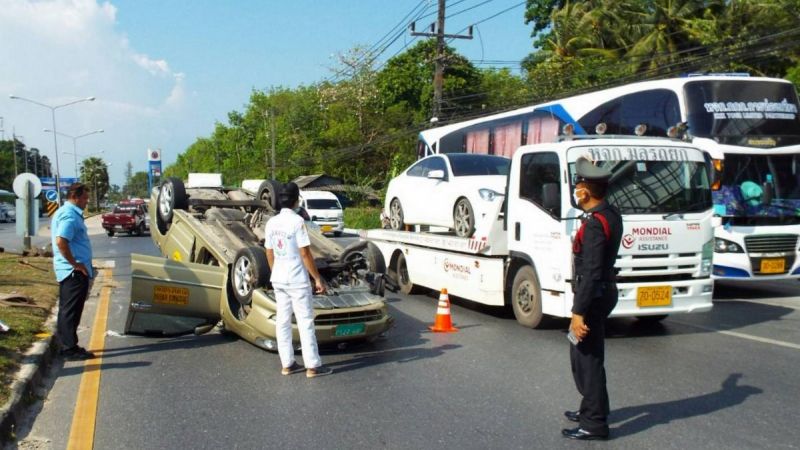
[124,253,226,335]
[424,156,453,227]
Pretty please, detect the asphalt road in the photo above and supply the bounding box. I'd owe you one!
[0,215,51,254]
[5,217,800,449]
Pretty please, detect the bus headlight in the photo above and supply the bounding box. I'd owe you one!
[700,239,713,276]
[714,237,744,253]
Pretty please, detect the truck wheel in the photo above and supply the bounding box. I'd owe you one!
[157,177,188,225]
[453,197,475,238]
[511,266,544,328]
[389,198,405,231]
[230,246,270,309]
[395,252,417,295]
[257,180,282,211]
[106,230,115,237]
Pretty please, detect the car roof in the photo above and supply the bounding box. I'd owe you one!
[300,190,338,200]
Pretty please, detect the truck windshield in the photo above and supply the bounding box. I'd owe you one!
[713,153,800,224]
[684,80,800,148]
[569,151,711,214]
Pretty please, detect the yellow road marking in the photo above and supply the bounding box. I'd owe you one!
[67,268,112,450]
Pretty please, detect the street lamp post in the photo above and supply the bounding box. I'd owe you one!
[9,94,95,204]
[43,129,103,177]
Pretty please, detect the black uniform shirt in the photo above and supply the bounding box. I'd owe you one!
[571,200,623,316]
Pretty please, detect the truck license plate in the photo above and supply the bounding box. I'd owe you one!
[321,225,332,232]
[760,258,785,274]
[636,286,672,307]
[334,323,365,337]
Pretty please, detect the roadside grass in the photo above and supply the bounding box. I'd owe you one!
[0,254,58,406]
[344,206,381,230]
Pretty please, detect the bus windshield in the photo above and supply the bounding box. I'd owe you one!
[568,147,711,215]
[684,80,800,148]
[713,153,800,223]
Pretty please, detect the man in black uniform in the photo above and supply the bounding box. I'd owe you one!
[562,157,623,441]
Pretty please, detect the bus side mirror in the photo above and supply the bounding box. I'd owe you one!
[542,183,560,211]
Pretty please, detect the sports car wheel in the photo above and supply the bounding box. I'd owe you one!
[453,197,475,238]
[157,177,188,226]
[257,180,282,211]
[389,198,404,231]
[230,246,270,316]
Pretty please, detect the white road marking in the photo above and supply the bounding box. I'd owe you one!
[671,319,800,350]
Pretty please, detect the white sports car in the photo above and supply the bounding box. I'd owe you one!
[385,153,510,237]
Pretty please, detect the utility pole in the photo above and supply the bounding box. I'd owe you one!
[11,128,18,176]
[263,108,276,179]
[410,0,472,121]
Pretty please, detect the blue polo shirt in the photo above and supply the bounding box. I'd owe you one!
[52,202,94,282]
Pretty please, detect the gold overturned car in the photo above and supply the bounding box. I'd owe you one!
[125,173,392,350]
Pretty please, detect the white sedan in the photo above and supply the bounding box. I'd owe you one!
[385,153,510,237]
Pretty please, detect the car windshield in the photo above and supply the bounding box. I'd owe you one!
[569,146,712,214]
[684,79,800,147]
[713,153,800,224]
[306,199,341,210]
[446,154,511,176]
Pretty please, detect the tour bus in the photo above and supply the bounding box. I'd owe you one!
[417,75,800,281]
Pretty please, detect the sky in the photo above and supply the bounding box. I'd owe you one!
[0,0,535,187]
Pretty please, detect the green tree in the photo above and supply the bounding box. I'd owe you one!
[80,157,110,212]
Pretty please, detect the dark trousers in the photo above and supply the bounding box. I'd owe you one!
[570,309,610,434]
[57,271,90,351]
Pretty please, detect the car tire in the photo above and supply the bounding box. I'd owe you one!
[157,177,188,226]
[257,180,282,211]
[453,197,475,238]
[511,265,545,328]
[395,252,418,295]
[230,246,271,308]
[106,230,115,237]
[389,198,405,231]
[333,231,342,237]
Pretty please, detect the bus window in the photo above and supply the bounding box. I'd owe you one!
[527,115,560,144]
[466,128,490,154]
[619,89,680,137]
[494,121,523,157]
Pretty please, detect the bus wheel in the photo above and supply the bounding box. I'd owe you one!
[395,252,417,295]
[511,266,544,328]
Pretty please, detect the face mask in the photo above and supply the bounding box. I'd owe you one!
[573,188,585,207]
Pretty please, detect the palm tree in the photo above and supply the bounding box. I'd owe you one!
[80,157,110,211]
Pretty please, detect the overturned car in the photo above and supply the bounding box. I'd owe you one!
[125,173,392,351]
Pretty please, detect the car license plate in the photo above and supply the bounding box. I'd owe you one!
[321,225,332,232]
[114,225,124,230]
[334,323,365,337]
[636,286,672,307]
[760,258,785,274]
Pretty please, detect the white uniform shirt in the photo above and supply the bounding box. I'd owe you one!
[265,208,311,287]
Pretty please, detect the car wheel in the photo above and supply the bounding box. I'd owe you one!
[395,252,417,295]
[230,246,270,316]
[511,265,545,328]
[106,230,115,237]
[333,231,342,237]
[389,198,404,231]
[636,315,668,324]
[257,180,282,211]
[157,177,188,226]
[453,197,475,238]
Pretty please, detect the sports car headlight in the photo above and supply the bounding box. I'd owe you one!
[479,188,504,202]
[714,237,744,253]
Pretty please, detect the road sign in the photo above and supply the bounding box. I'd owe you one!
[46,201,59,217]
[45,189,58,202]
[13,173,42,200]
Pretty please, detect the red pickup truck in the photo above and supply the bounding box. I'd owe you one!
[102,200,150,237]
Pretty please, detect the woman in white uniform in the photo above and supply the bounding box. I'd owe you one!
[265,182,333,378]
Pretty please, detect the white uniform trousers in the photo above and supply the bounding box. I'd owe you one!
[274,284,322,369]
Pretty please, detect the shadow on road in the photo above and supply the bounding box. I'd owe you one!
[714,280,800,300]
[610,373,762,438]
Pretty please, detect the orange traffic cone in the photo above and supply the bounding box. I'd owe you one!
[429,288,458,333]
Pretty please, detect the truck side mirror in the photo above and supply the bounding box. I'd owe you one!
[542,183,560,212]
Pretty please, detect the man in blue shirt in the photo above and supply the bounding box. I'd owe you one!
[51,183,95,360]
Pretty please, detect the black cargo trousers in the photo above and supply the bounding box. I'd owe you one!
[569,284,618,434]
[57,270,90,351]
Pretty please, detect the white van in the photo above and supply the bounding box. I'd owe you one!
[300,190,344,236]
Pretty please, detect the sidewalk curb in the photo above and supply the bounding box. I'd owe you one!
[0,306,58,442]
